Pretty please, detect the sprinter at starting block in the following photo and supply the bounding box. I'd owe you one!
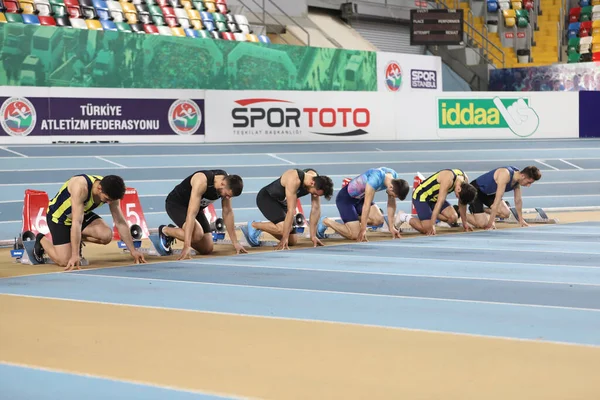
[467,166,542,229]
[397,169,477,236]
[33,174,147,270]
[241,168,334,250]
[317,167,409,242]
[159,169,246,259]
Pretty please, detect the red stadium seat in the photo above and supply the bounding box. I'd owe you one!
[570,7,581,22]
[592,51,600,60]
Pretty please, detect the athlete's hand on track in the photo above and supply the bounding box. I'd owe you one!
[131,250,147,264]
[426,225,436,236]
[357,229,368,242]
[390,226,402,239]
[276,238,290,251]
[178,246,193,260]
[311,236,324,247]
[64,255,81,271]
[234,242,248,254]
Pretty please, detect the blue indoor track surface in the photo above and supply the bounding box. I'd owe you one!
[2,139,600,398]
[0,363,237,400]
[1,138,600,240]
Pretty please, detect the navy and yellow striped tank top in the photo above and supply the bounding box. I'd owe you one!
[47,174,105,225]
[413,169,466,203]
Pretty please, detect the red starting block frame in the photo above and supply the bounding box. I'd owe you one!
[11,189,89,265]
[412,172,425,215]
[113,187,150,242]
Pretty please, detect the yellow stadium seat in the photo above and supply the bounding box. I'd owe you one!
[20,1,36,14]
[0,13,7,23]
[593,0,600,6]
[593,35,600,52]
[246,33,259,42]
[187,9,203,29]
[171,27,185,36]
[204,0,216,12]
[593,19,600,28]
[503,9,516,27]
[86,19,103,30]
[511,0,522,9]
[181,0,192,9]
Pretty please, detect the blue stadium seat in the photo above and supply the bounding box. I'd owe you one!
[487,0,499,12]
[580,0,591,7]
[22,13,40,24]
[568,22,581,38]
[184,27,199,37]
[200,10,215,31]
[258,34,270,43]
[100,19,117,30]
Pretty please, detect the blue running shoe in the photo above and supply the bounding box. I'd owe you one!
[241,221,261,247]
[316,217,328,239]
[158,224,175,254]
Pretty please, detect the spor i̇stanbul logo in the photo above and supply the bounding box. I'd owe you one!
[384,61,403,92]
[168,99,202,136]
[0,97,37,137]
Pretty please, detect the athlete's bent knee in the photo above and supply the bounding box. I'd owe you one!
[98,229,113,245]
[497,209,511,219]
[370,215,385,227]
[194,236,213,255]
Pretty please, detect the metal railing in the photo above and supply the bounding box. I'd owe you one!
[234,0,311,46]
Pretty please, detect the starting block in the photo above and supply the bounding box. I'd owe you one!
[503,207,559,224]
[11,189,89,266]
[113,187,150,249]
[119,203,227,257]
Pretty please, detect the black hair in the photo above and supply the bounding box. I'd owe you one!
[100,175,126,201]
[391,179,410,200]
[314,175,334,201]
[458,182,477,205]
[225,175,244,197]
[521,166,542,181]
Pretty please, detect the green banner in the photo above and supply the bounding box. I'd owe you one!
[0,24,377,91]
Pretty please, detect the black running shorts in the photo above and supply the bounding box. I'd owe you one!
[256,187,297,234]
[47,212,102,246]
[165,196,211,234]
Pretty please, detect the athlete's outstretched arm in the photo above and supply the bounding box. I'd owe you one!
[221,197,247,253]
[309,194,324,246]
[358,185,376,242]
[430,173,450,227]
[486,168,510,229]
[66,177,87,270]
[181,174,207,259]
[278,171,300,250]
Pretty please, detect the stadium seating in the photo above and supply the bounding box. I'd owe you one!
[0,0,271,43]
[565,2,600,62]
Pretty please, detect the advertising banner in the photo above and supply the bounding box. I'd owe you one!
[377,51,443,93]
[391,92,580,141]
[204,90,395,143]
[0,87,205,144]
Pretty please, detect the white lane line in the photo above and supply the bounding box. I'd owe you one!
[96,156,127,168]
[535,159,559,170]
[0,147,28,157]
[559,159,584,170]
[267,154,296,165]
